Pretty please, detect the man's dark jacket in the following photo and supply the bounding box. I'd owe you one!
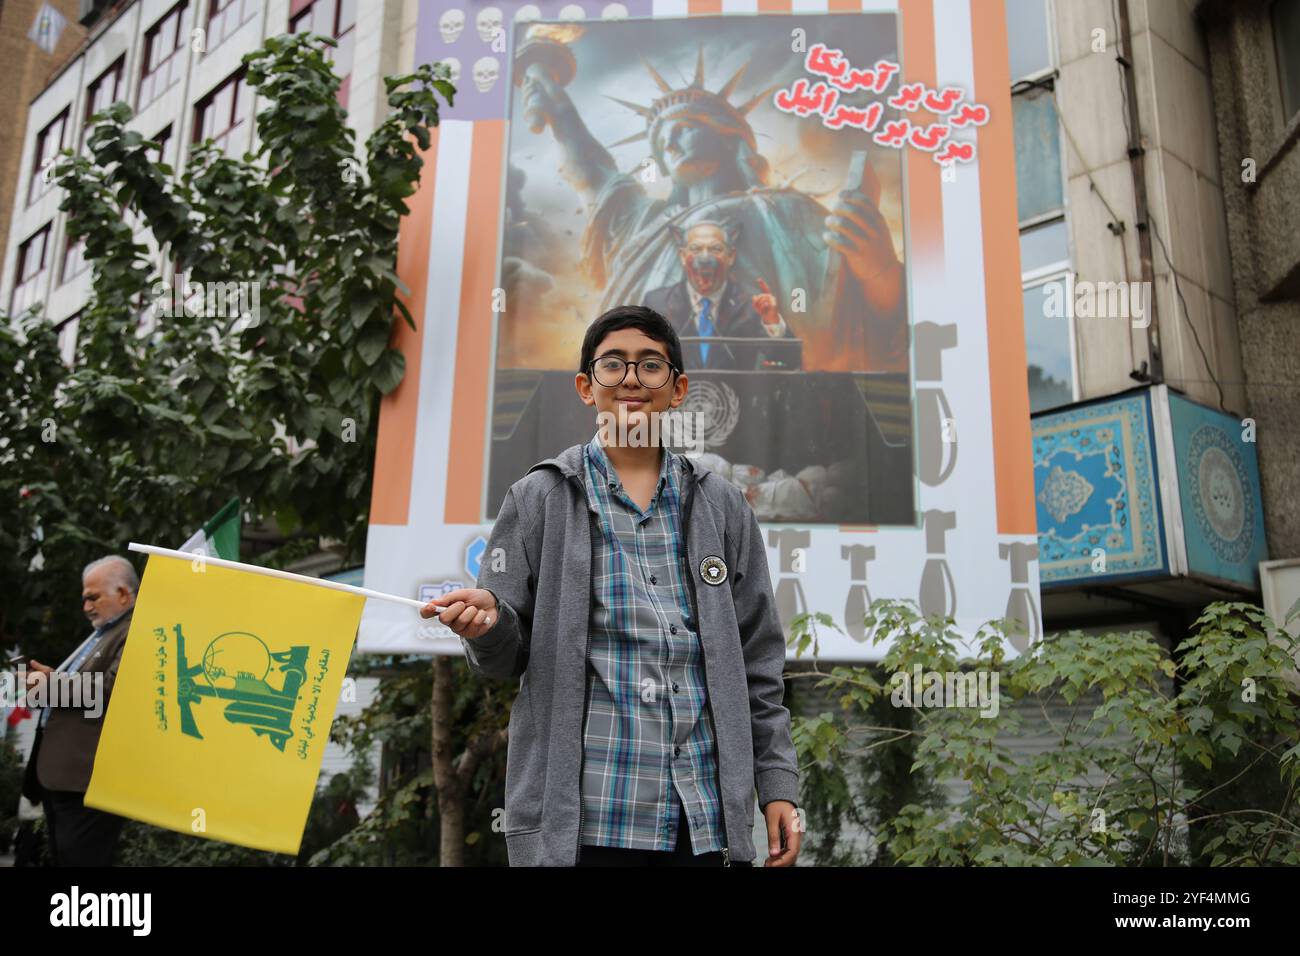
[22,609,133,802]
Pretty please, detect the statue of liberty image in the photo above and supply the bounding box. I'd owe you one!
[516,38,908,373]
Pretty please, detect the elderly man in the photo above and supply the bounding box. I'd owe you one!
[22,555,137,866]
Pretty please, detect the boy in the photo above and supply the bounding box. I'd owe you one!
[421,305,801,867]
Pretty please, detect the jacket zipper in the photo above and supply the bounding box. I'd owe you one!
[680,467,730,867]
[575,473,593,866]
[576,650,591,865]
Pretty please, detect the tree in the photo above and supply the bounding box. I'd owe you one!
[787,600,1300,865]
[2,32,455,657]
[1,34,514,866]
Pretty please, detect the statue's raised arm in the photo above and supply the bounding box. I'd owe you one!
[518,44,619,203]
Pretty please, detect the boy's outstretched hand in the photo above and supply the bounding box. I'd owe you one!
[763,800,802,867]
[420,588,499,640]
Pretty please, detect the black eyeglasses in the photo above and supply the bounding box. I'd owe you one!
[588,355,678,388]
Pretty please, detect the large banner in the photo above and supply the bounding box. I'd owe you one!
[360,0,1038,659]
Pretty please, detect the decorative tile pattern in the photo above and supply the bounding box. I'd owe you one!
[1168,392,1268,588]
[1033,392,1167,585]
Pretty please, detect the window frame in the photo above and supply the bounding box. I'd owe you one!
[28,108,70,206]
[1008,0,1077,413]
[206,0,259,53]
[151,124,174,165]
[192,67,250,155]
[1272,0,1300,123]
[12,223,54,315]
[1006,0,1058,86]
[139,1,192,110]
[289,0,357,103]
[61,232,90,286]
[55,311,82,367]
[82,56,125,149]
[1021,267,1081,413]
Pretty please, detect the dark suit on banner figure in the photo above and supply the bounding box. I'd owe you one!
[643,220,789,371]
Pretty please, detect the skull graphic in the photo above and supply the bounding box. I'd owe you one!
[439,8,464,43]
[558,4,586,20]
[440,57,461,85]
[475,6,503,44]
[515,4,541,23]
[602,3,629,19]
[473,56,500,93]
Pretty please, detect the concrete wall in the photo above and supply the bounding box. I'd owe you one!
[1199,0,1300,560]
[1053,0,1246,416]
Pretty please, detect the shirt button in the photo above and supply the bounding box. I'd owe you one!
[608,481,616,490]
[672,682,679,692]
[675,746,681,757]
[650,574,658,584]
[669,624,677,634]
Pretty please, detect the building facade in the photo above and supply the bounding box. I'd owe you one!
[1,0,416,361]
[0,0,86,273]
[1199,0,1300,562]
[1011,0,1297,636]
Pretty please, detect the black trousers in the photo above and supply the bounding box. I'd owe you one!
[42,789,127,867]
[576,799,750,867]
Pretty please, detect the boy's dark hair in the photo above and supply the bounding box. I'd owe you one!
[579,305,685,377]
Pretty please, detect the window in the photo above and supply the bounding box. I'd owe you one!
[12,224,53,315]
[140,2,192,109]
[1007,0,1074,412]
[29,109,69,206]
[1274,0,1300,122]
[151,124,173,165]
[56,312,82,366]
[1006,0,1053,81]
[194,69,249,154]
[1013,88,1064,223]
[207,0,259,51]
[83,57,124,148]
[61,233,90,285]
[1020,223,1076,413]
[290,0,357,106]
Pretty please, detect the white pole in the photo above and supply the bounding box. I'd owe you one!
[127,542,429,610]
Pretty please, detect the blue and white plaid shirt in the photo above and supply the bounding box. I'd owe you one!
[579,431,724,855]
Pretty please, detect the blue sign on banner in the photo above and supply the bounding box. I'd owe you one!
[465,535,487,582]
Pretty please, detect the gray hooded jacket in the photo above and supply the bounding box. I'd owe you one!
[461,440,800,866]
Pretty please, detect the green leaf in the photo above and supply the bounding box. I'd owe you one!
[371,348,405,394]
[356,322,390,366]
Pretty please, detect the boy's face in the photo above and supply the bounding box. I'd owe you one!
[576,327,688,445]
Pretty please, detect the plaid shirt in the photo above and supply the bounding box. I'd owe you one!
[579,431,725,855]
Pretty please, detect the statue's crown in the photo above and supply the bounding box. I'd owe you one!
[605,47,777,154]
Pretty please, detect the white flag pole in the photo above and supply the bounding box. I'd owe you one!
[127,542,429,610]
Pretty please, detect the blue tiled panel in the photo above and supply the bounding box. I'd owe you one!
[1033,392,1168,586]
[1167,392,1268,589]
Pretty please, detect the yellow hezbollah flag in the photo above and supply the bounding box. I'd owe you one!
[85,553,365,855]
